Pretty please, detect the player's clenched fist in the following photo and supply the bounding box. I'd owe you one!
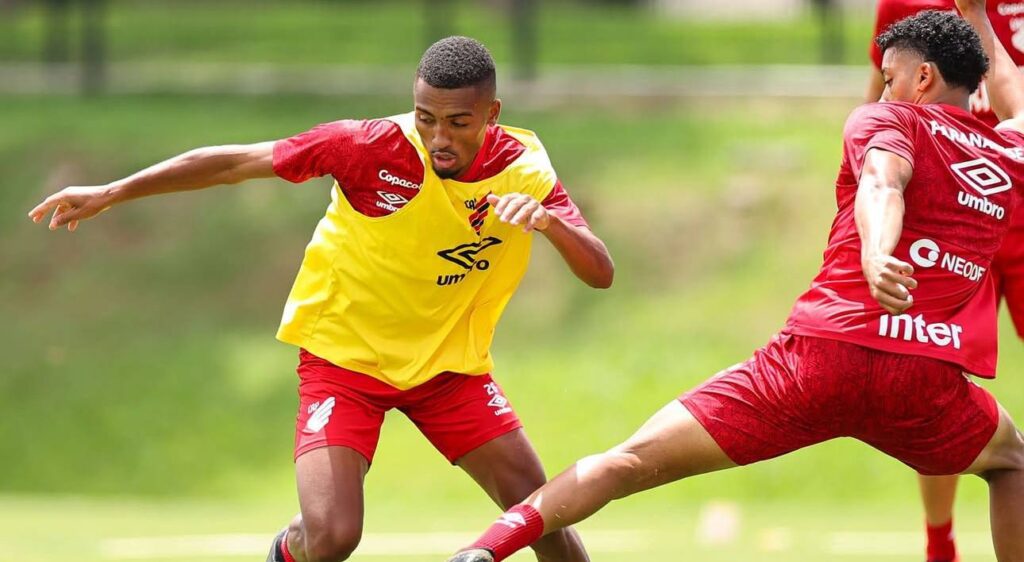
[862,254,918,315]
[486,192,550,232]
[28,185,115,232]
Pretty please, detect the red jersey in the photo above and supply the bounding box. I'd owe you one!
[870,0,1024,125]
[273,119,588,227]
[786,102,1024,376]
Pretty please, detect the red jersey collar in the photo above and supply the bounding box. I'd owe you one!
[455,125,496,183]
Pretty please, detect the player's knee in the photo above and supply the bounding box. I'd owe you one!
[993,423,1024,467]
[303,523,362,562]
[1008,429,1024,470]
[978,426,1024,478]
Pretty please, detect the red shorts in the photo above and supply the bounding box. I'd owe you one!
[294,350,523,464]
[992,220,1024,338]
[680,333,999,475]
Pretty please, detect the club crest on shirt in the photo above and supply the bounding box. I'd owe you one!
[468,193,492,234]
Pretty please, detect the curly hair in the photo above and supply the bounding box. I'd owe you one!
[416,36,496,94]
[876,10,989,93]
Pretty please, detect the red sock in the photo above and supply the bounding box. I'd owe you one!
[468,504,545,562]
[926,519,957,562]
[280,530,297,562]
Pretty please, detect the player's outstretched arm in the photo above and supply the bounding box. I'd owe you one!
[28,141,277,231]
[486,193,614,289]
[856,147,917,314]
[956,0,1024,130]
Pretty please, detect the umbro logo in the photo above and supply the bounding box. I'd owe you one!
[375,191,409,213]
[951,157,1011,196]
[484,382,513,416]
[496,512,526,529]
[437,237,503,270]
[487,395,512,416]
[303,396,336,434]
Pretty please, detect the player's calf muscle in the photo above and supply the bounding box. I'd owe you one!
[592,449,650,499]
[596,442,690,499]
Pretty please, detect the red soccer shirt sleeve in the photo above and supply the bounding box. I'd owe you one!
[996,127,1024,147]
[272,120,365,184]
[541,181,590,229]
[843,103,917,179]
[870,0,899,69]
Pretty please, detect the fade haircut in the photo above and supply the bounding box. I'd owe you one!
[416,36,496,96]
[876,10,989,94]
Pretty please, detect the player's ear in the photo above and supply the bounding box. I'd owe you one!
[916,62,936,93]
[488,99,501,126]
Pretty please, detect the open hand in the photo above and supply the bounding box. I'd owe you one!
[28,185,115,232]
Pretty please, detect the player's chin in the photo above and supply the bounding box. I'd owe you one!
[431,156,462,179]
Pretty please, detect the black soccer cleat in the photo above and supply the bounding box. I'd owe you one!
[266,528,287,562]
[446,548,495,562]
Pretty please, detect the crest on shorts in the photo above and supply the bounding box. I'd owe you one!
[303,396,336,434]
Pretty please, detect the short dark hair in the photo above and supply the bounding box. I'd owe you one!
[876,10,989,94]
[416,36,496,94]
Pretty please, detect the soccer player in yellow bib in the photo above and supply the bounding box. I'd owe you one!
[28,37,612,562]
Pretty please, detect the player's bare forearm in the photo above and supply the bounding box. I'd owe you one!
[540,217,614,289]
[486,191,613,288]
[29,141,276,231]
[107,142,277,203]
[856,172,906,263]
[855,148,917,314]
[957,0,1024,124]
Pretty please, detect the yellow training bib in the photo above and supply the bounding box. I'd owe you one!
[276,113,557,389]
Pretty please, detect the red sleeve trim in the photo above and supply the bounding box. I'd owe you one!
[457,126,528,183]
[541,181,590,229]
[843,103,918,180]
[273,120,363,184]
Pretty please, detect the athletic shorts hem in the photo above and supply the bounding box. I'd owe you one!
[445,420,524,465]
[678,334,1002,475]
[918,388,999,476]
[677,396,748,466]
[294,439,374,465]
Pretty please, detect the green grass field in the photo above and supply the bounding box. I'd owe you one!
[0,494,1001,561]
[4,79,1024,562]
